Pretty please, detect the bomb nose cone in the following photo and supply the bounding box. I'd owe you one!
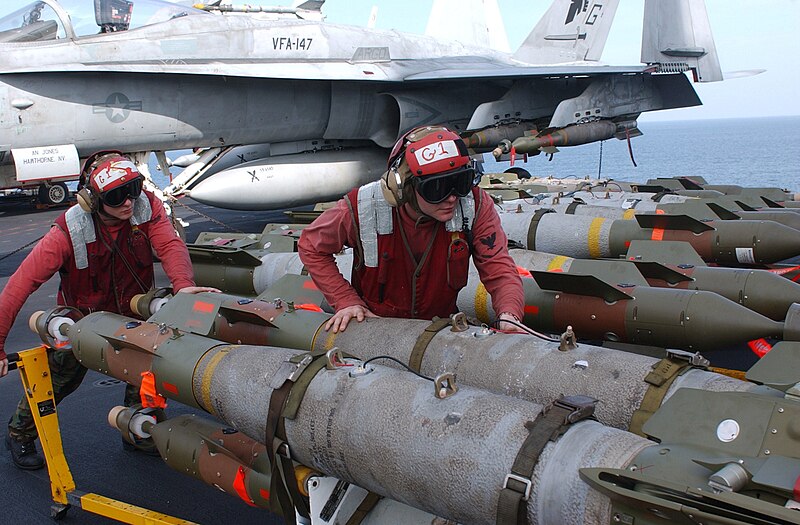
[754,221,800,263]
[783,303,800,341]
[685,291,783,351]
[739,270,800,320]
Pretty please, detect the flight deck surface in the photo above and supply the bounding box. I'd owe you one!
[0,196,288,524]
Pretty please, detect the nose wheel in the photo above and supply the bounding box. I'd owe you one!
[38,182,69,206]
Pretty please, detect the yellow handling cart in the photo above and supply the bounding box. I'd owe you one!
[8,346,197,524]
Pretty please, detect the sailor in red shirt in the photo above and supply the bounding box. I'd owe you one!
[0,151,217,470]
[298,125,524,333]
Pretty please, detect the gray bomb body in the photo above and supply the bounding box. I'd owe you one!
[190,237,800,323]
[189,249,795,350]
[309,316,761,430]
[499,199,800,231]
[458,260,789,351]
[82,295,761,433]
[65,312,651,525]
[506,249,800,322]
[498,210,800,264]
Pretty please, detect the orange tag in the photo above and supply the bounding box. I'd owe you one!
[767,265,800,276]
[516,266,532,278]
[233,466,257,507]
[747,338,773,358]
[139,371,167,409]
[193,301,215,313]
[295,303,323,312]
[651,228,664,241]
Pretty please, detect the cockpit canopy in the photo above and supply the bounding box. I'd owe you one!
[0,0,207,42]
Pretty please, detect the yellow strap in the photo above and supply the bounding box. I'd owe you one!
[629,357,691,437]
[199,346,233,416]
[587,217,606,259]
[546,255,570,272]
[408,317,452,373]
[710,367,747,381]
[474,282,490,324]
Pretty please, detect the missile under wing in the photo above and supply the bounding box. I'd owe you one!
[0,0,721,210]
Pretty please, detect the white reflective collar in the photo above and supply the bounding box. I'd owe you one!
[64,193,152,270]
[357,182,475,268]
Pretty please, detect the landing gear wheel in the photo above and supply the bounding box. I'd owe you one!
[38,182,69,206]
[503,167,531,179]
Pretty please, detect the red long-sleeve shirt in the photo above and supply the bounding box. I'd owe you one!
[0,197,194,359]
[298,187,524,319]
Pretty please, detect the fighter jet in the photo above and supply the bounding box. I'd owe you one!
[0,0,722,209]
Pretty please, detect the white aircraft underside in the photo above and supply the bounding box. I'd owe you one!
[0,0,722,210]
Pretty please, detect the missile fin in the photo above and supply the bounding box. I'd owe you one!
[529,270,633,303]
[625,240,707,267]
[761,197,785,209]
[627,261,693,285]
[705,202,740,221]
[192,232,260,249]
[187,245,264,268]
[99,333,155,355]
[256,274,327,308]
[199,431,257,465]
[735,200,759,211]
[630,184,672,194]
[148,292,223,334]
[634,213,716,233]
[568,259,649,287]
[676,176,705,190]
[745,341,800,392]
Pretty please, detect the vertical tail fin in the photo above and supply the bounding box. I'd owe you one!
[425,0,510,53]
[512,0,620,64]
[641,0,722,82]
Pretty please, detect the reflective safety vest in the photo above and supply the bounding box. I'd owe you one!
[346,182,476,319]
[54,191,156,317]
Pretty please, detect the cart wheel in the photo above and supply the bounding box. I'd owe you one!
[50,503,70,521]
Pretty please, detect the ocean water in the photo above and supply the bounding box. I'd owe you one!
[150,116,799,194]
[481,116,800,191]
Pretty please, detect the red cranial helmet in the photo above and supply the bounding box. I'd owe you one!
[85,154,140,194]
[381,125,474,206]
[78,151,144,212]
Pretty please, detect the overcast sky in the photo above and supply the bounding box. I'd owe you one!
[322,0,800,121]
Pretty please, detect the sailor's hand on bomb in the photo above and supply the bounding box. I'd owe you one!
[496,312,527,334]
[177,286,222,294]
[325,305,378,333]
[0,357,8,378]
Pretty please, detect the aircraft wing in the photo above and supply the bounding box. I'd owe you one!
[0,8,645,83]
[402,63,651,81]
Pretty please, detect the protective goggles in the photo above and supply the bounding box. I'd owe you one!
[415,162,480,204]
[101,178,143,207]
